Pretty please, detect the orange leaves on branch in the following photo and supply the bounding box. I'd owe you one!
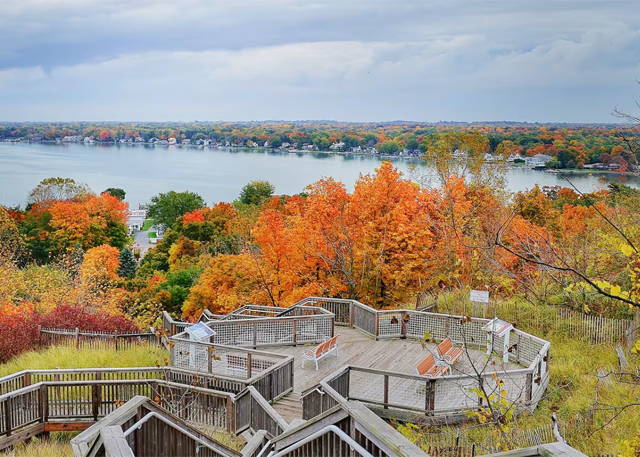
[81,244,121,287]
[47,192,129,250]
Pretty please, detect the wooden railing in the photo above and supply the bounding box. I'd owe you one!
[38,327,161,351]
[234,386,288,438]
[302,362,550,422]
[0,378,236,447]
[0,367,250,398]
[169,338,295,402]
[166,296,550,418]
[185,313,334,349]
[70,396,240,457]
[162,311,193,336]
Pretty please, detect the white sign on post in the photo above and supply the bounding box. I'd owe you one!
[470,289,489,304]
[185,323,216,369]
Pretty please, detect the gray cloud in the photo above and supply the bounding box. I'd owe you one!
[0,0,639,121]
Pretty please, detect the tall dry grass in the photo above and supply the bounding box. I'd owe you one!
[0,344,168,378]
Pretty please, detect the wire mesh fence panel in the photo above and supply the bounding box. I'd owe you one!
[377,312,403,338]
[348,369,385,404]
[387,375,427,411]
[433,377,480,412]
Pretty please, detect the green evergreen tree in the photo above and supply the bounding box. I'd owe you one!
[118,247,137,278]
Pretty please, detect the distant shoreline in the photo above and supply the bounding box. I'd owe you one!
[1,140,635,177]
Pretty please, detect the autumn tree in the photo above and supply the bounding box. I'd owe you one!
[378,140,401,155]
[238,180,276,206]
[80,244,121,290]
[421,131,499,188]
[104,188,126,201]
[148,190,206,231]
[27,177,92,205]
[183,253,271,317]
[47,192,129,251]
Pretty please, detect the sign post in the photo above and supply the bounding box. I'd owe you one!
[470,289,490,318]
[482,318,513,363]
[185,323,216,369]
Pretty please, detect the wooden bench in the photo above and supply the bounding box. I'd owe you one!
[436,337,464,365]
[415,353,449,378]
[302,335,339,370]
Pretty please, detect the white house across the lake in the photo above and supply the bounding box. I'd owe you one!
[127,207,147,233]
[525,153,552,167]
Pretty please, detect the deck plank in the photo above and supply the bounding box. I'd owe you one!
[265,327,523,394]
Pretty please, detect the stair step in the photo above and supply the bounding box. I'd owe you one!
[272,392,303,422]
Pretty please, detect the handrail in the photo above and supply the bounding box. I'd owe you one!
[245,386,289,432]
[0,378,237,403]
[123,411,223,454]
[268,425,374,457]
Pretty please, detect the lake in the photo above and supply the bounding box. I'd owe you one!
[1,142,638,207]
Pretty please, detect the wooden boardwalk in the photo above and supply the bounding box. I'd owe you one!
[268,327,522,394]
[270,327,524,421]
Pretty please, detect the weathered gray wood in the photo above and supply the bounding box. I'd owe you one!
[241,430,268,457]
[0,423,45,451]
[101,426,135,457]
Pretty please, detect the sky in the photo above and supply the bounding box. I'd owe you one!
[0,0,639,123]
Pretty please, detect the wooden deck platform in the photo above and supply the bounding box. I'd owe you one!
[267,327,523,395]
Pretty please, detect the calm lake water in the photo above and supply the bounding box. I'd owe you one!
[1,142,638,207]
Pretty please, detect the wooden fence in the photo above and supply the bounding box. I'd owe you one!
[39,326,162,351]
[412,424,556,457]
[0,378,235,448]
[423,298,638,345]
[70,396,240,457]
[302,362,549,424]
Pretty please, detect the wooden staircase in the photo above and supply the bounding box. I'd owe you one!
[272,392,303,424]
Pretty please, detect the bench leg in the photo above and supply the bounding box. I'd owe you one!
[315,360,319,371]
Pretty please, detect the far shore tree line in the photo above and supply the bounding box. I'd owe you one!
[1,121,640,170]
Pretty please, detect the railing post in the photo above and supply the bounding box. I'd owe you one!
[293,320,297,347]
[374,312,379,341]
[92,384,100,421]
[401,311,407,339]
[75,327,80,350]
[227,398,236,434]
[115,336,119,351]
[425,380,435,413]
[247,354,252,379]
[349,301,354,328]
[525,373,533,405]
[4,398,11,436]
[23,372,31,387]
[383,375,389,409]
[38,325,42,347]
[253,322,258,349]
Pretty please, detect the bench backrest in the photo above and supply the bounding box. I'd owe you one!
[416,354,435,376]
[326,335,339,350]
[315,341,328,357]
[437,337,453,357]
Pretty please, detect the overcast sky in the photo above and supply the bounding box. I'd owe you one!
[0,0,639,122]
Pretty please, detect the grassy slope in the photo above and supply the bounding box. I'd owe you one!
[4,436,74,457]
[398,330,640,455]
[0,345,168,378]
[0,345,169,456]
